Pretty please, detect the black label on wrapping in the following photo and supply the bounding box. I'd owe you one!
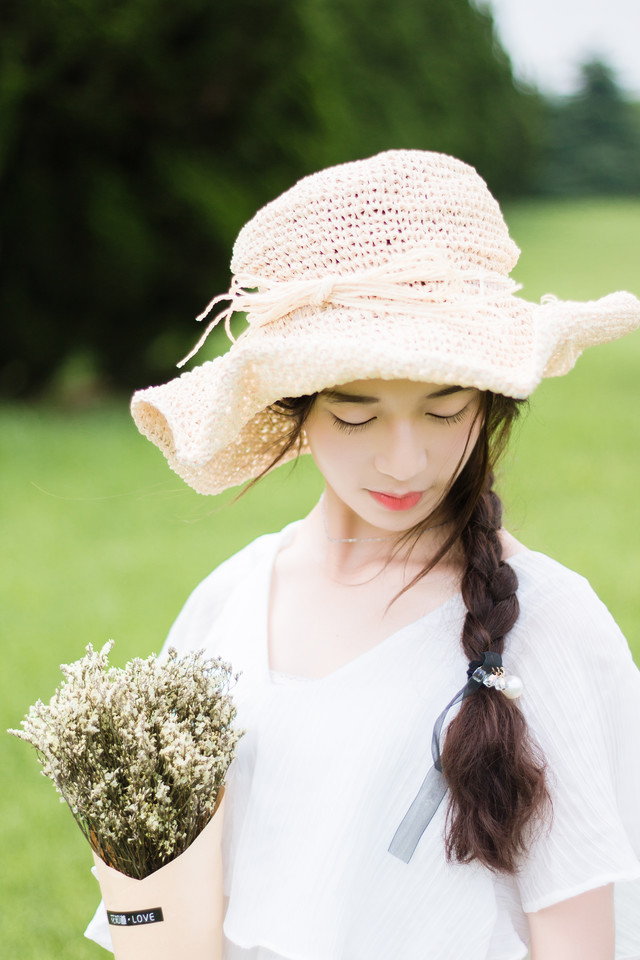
[107,907,164,926]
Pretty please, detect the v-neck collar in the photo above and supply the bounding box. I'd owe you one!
[261,522,465,687]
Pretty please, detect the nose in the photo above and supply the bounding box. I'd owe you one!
[374,420,428,482]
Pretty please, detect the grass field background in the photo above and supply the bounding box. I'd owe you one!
[2,197,639,957]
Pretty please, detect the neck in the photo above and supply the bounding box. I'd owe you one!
[312,491,450,582]
[320,493,396,544]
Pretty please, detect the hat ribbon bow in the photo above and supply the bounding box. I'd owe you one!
[178,251,519,367]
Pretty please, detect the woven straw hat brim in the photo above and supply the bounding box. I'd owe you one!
[131,289,640,495]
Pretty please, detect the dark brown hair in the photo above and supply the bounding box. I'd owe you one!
[263,391,550,873]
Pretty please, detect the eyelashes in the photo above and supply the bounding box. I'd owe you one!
[331,415,375,433]
[431,409,468,425]
[331,407,469,433]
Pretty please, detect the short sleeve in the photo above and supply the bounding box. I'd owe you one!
[508,555,640,952]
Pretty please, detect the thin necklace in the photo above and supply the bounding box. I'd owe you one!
[320,494,445,544]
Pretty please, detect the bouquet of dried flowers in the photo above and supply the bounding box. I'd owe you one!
[10,641,243,879]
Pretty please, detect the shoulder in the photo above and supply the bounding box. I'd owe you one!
[507,547,616,632]
[498,532,593,611]
[500,531,592,604]
[507,548,592,603]
[504,548,636,682]
[190,527,285,600]
[162,522,297,656]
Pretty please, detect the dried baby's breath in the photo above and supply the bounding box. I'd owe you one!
[9,642,243,879]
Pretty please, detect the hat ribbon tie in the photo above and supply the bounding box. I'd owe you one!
[178,251,520,367]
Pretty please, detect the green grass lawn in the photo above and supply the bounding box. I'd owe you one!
[2,197,639,957]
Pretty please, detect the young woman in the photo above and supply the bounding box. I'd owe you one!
[87,151,640,958]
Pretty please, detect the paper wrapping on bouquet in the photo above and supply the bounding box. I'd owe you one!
[93,792,225,960]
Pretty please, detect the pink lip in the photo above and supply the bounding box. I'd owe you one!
[368,490,424,511]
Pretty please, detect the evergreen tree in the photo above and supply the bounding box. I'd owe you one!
[539,59,640,196]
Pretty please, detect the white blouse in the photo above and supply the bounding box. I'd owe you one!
[86,521,640,959]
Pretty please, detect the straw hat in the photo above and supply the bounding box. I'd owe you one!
[131,150,640,495]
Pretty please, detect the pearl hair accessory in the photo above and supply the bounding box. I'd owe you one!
[469,663,523,700]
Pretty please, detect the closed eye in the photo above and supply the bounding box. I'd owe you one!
[428,406,469,425]
[331,415,376,433]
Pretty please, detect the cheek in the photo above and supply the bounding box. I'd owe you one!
[305,420,360,478]
[454,422,482,471]
[304,413,328,456]
[433,423,481,477]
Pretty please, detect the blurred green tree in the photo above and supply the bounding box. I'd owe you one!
[1,0,541,397]
[538,59,640,196]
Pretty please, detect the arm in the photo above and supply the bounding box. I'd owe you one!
[527,884,614,960]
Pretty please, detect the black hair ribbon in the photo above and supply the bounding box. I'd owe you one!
[388,651,503,863]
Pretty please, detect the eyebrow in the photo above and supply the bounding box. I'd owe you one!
[426,386,469,398]
[321,385,470,404]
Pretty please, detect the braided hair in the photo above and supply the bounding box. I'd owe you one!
[441,480,549,873]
